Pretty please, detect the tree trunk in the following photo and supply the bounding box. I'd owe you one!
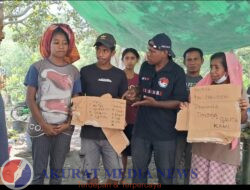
[0,0,4,43]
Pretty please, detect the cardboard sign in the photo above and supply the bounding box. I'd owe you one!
[102,128,129,155]
[175,105,189,131]
[175,84,241,145]
[71,94,129,154]
[71,94,126,130]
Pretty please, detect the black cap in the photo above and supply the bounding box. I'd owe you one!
[148,33,175,58]
[94,33,116,49]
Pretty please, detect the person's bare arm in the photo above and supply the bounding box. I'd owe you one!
[132,95,180,109]
[230,98,248,151]
[26,86,57,136]
[239,98,248,124]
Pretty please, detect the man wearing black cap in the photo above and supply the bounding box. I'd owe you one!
[79,33,128,184]
[127,33,188,184]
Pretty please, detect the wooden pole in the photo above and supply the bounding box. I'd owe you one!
[0,3,8,184]
[0,0,4,43]
[0,1,3,183]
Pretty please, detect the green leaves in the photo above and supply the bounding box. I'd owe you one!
[241,126,250,139]
[3,1,97,50]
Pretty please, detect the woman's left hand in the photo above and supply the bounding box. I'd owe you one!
[231,138,238,151]
[239,98,248,112]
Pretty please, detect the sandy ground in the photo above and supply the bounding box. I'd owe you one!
[10,127,159,184]
[9,126,245,185]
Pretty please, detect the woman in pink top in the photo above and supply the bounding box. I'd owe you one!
[181,52,248,184]
[121,48,140,184]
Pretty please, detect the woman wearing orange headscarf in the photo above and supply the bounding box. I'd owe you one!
[24,24,81,184]
[181,52,248,184]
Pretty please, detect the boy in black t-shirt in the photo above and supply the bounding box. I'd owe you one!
[79,33,128,184]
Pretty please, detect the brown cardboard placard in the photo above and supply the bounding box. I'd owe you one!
[175,84,241,145]
[71,94,129,154]
[71,96,87,125]
[102,128,129,155]
[71,94,126,130]
[187,101,241,145]
[175,105,189,131]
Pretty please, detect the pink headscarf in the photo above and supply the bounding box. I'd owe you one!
[195,52,243,148]
[196,52,243,88]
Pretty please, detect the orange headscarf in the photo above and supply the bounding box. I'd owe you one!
[40,23,80,64]
[196,52,243,88]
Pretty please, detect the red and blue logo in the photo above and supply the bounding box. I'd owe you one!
[158,77,169,88]
[0,157,33,190]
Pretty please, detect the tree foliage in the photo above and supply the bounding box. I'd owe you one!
[0,1,99,103]
[3,0,98,50]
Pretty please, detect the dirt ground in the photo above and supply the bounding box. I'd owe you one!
[9,126,245,185]
[10,127,159,184]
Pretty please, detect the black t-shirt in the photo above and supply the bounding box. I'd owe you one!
[186,74,203,93]
[80,63,128,139]
[134,61,188,141]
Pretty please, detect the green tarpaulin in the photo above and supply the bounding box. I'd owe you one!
[68,1,250,56]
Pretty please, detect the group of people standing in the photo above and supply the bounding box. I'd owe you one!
[0,23,248,185]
